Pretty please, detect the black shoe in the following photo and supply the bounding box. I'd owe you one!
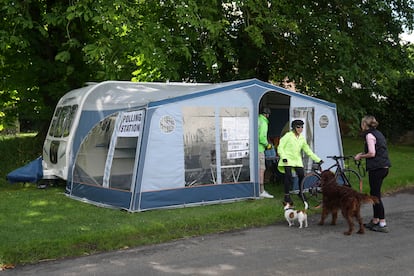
[371,224,389,233]
[364,221,378,230]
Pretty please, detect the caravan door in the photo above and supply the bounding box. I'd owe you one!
[43,104,79,180]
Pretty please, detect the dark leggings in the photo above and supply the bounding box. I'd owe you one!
[368,168,389,220]
[284,166,305,198]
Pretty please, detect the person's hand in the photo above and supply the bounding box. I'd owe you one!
[266,144,272,150]
[282,159,288,163]
[354,153,362,161]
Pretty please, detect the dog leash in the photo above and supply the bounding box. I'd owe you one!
[355,160,364,192]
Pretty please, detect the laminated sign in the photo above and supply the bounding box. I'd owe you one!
[117,110,143,137]
[222,117,250,159]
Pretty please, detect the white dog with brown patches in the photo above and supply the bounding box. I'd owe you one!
[283,201,308,228]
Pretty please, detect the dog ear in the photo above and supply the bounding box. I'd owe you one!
[321,170,334,181]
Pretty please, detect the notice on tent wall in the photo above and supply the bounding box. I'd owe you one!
[222,117,249,141]
[227,140,249,159]
[117,110,144,137]
[222,117,249,159]
[228,140,249,151]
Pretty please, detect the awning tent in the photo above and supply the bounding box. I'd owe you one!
[14,79,343,211]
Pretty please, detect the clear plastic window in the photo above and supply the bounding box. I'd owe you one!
[73,110,143,191]
[218,107,250,183]
[183,107,250,186]
[73,115,116,186]
[109,137,138,190]
[183,107,215,186]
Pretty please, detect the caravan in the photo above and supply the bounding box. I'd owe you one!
[40,79,343,211]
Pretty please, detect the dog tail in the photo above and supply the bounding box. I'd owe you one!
[360,194,380,205]
[304,201,309,210]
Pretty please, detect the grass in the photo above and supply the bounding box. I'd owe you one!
[341,137,414,193]
[0,134,413,267]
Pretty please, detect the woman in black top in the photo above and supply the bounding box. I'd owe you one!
[355,115,391,233]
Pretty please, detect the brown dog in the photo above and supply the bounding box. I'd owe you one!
[318,170,379,235]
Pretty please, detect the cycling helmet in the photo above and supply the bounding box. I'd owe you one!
[261,107,271,115]
[291,119,304,129]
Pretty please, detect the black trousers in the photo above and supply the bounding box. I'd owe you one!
[368,168,389,219]
[283,166,305,195]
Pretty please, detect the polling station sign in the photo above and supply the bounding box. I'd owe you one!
[117,110,144,137]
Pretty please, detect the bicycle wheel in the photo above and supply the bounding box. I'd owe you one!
[301,173,321,196]
[336,169,363,192]
[300,173,322,208]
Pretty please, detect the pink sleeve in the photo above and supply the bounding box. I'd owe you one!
[366,133,376,157]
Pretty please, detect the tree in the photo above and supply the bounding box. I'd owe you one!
[374,77,414,142]
[0,0,141,136]
[1,0,413,137]
[265,1,414,130]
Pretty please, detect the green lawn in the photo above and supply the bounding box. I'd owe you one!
[0,135,413,267]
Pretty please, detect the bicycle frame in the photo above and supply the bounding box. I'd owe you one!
[301,156,363,196]
[296,155,363,208]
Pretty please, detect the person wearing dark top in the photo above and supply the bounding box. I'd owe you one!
[355,115,391,233]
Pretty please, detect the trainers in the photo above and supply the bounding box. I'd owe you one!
[260,191,274,199]
[371,224,389,233]
[364,221,379,230]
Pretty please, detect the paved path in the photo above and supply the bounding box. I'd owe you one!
[3,188,414,276]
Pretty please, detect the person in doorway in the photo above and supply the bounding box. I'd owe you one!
[354,115,391,233]
[278,119,322,205]
[258,107,274,198]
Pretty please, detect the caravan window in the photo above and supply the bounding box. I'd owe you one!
[49,105,78,137]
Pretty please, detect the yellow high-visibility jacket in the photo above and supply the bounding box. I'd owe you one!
[258,114,269,153]
[277,130,321,172]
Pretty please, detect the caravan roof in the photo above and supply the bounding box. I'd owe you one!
[60,79,336,112]
[61,81,234,111]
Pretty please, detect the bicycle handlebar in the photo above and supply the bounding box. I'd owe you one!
[311,155,363,173]
[325,155,364,173]
[326,155,354,160]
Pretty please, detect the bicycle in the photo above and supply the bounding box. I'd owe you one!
[301,155,364,204]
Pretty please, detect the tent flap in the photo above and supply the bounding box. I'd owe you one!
[71,182,132,209]
[138,182,256,211]
[7,157,43,184]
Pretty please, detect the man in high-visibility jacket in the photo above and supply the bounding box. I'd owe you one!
[278,119,322,204]
[258,107,274,198]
